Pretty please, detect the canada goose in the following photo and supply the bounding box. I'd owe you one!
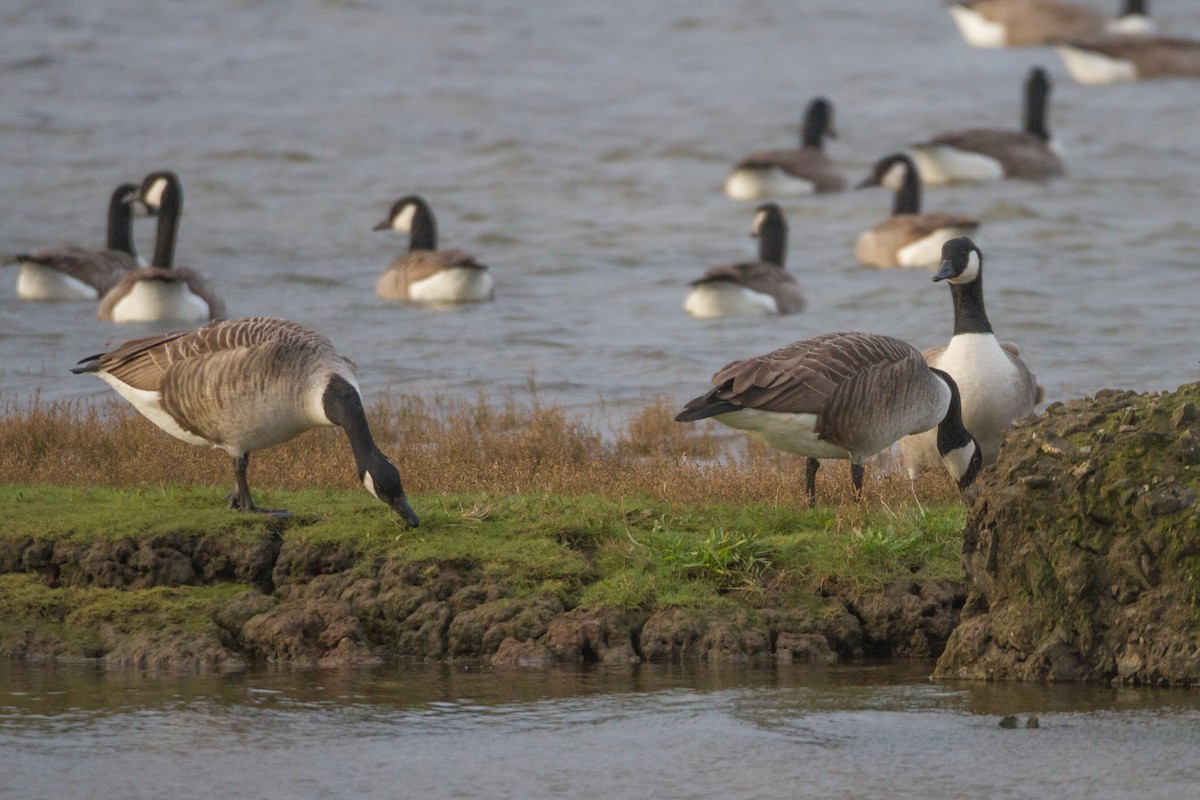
[675,331,982,506]
[8,182,141,300]
[722,97,846,200]
[71,316,420,524]
[898,237,1044,475]
[1057,34,1200,83]
[683,203,805,318]
[949,0,1152,49]
[854,153,981,268]
[98,170,226,323]
[374,194,494,303]
[910,67,1064,185]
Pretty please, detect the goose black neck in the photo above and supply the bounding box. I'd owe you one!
[1123,0,1146,16]
[932,368,973,456]
[106,186,136,256]
[408,201,438,252]
[1023,71,1051,141]
[151,182,182,268]
[801,101,830,149]
[322,374,381,475]
[948,275,993,335]
[892,162,921,215]
[757,214,787,266]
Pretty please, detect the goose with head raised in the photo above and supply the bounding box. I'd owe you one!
[722,97,846,200]
[374,194,494,304]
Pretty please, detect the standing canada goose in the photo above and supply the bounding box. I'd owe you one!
[949,0,1152,49]
[8,182,141,300]
[675,331,982,506]
[910,67,1064,185]
[98,170,226,323]
[71,316,420,524]
[898,237,1044,475]
[854,153,981,268]
[683,203,805,318]
[1057,34,1200,83]
[374,194,494,304]
[722,97,847,200]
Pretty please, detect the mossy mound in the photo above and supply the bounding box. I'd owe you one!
[935,383,1200,685]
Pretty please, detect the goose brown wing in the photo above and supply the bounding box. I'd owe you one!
[20,247,136,295]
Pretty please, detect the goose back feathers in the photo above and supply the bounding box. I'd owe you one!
[723,97,846,200]
[1058,35,1200,83]
[684,203,805,317]
[374,194,494,303]
[949,0,1151,49]
[10,182,140,300]
[72,316,419,523]
[676,331,981,504]
[854,154,980,268]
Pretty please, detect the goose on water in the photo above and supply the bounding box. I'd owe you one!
[948,0,1152,49]
[898,237,1044,475]
[8,182,141,301]
[683,202,805,318]
[675,331,982,506]
[71,316,420,524]
[98,170,226,323]
[1057,34,1200,83]
[909,67,1064,185]
[374,194,494,304]
[722,97,846,200]
[854,153,980,268]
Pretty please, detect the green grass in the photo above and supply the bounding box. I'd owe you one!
[0,484,968,612]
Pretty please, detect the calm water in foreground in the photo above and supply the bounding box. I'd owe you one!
[2,660,1199,800]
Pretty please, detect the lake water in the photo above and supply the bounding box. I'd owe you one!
[2,0,1199,421]
[2,660,1200,800]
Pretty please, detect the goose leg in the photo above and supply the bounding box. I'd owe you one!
[227,453,291,518]
[804,457,820,507]
[850,462,865,502]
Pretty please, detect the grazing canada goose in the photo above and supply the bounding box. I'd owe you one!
[675,331,982,506]
[854,153,981,268]
[71,316,420,524]
[683,203,805,318]
[374,194,494,304]
[722,97,846,200]
[910,67,1064,184]
[1057,34,1200,83]
[98,170,226,323]
[898,237,1044,475]
[8,182,141,300]
[948,0,1152,49]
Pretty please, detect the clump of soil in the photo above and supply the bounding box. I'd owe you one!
[935,383,1200,685]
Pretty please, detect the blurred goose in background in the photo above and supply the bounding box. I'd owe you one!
[949,0,1152,48]
[675,330,982,506]
[1058,34,1200,83]
[98,170,226,323]
[72,316,420,524]
[854,153,980,268]
[7,182,141,300]
[898,237,1044,475]
[683,202,805,317]
[910,67,1064,184]
[722,97,846,200]
[374,194,494,304]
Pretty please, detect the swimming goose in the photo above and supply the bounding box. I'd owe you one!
[854,153,981,268]
[722,97,846,200]
[98,170,226,323]
[683,203,805,317]
[9,182,141,300]
[898,237,1044,475]
[71,316,420,524]
[910,67,1064,185]
[1057,34,1200,83]
[675,331,982,506]
[949,0,1152,49]
[374,194,494,303]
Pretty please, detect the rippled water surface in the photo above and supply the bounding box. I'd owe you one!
[2,0,1199,419]
[3,661,1200,800]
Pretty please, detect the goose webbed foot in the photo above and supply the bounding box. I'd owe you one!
[227,490,292,518]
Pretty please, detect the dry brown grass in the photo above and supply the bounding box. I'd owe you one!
[0,393,964,508]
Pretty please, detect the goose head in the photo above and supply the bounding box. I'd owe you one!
[801,97,837,148]
[362,451,421,528]
[934,237,983,284]
[373,194,437,252]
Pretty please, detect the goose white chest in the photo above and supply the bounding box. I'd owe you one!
[108,280,211,323]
